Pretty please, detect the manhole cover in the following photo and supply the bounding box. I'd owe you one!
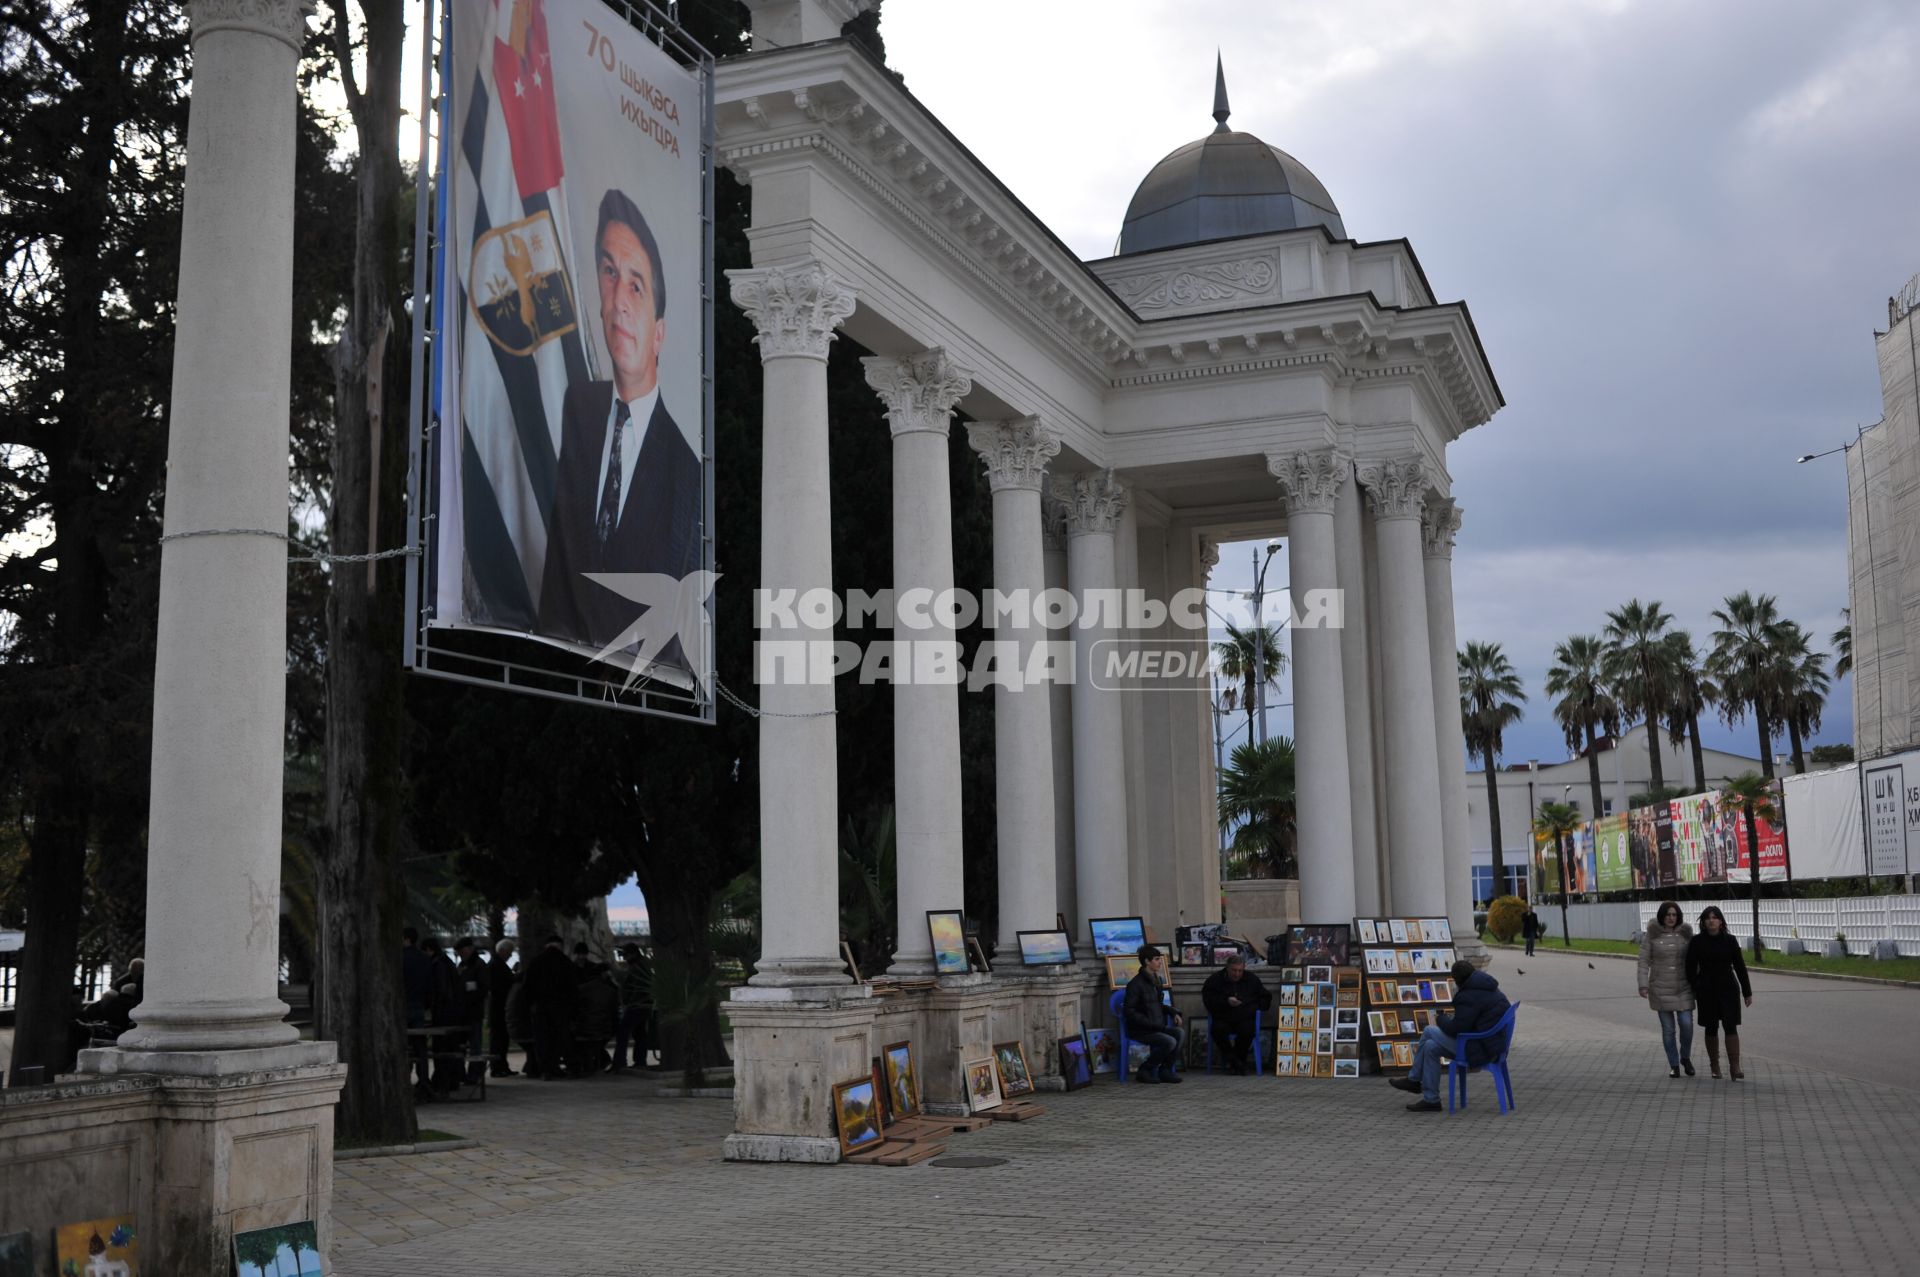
[930,1156,1008,1169]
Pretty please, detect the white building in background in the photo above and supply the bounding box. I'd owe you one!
[1846,275,1920,760]
[1463,722,1764,902]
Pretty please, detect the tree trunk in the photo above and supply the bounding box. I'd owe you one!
[1641,659,1666,794]
[1688,710,1707,793]
[1746,807,1764,963]
[1483,748,1505,898]
[1584,722,1604,818]
[10,774,90,1081]
[315,0,414,1144]
[1787,718,1805,775]
[1755,705,1774,780]
[636,874,729,1075]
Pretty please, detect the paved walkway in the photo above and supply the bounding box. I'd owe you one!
[333,964,1920,1277]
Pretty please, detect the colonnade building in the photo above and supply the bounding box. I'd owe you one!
[722,0,1504,1159]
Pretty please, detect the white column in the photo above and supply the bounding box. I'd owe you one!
[728,262,857,987]
[1423,497,1478,946]
[966,418,1062,954]
[116,0,310,1056]
[865,350,973,974]
[1269,451,1357,922]
[1357,457,1448,914]
[1042,497,1078,929]
[1334,461,1384,915]
[1057,470,1132,947]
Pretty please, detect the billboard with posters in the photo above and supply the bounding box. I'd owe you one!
[1669,793,1711,885]
[1723,780,1788,884]
[1594,813,1632,893]
[423,0,713,708]
[1862,759,1911,877]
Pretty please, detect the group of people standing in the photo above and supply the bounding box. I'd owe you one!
[1637,902,1754,1080]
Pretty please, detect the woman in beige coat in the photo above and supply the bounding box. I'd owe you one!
[1637,901,1696,1077]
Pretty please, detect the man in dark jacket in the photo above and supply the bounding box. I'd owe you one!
[1522,906,1543,956]
[488,939,519,1077]
[453,938,490,1083]
[1200,954,1272,1075]
[422,936,464,1094]
[1390,961,1511,1112]
[1122,944,1184,1085]
[401,927,433,1091]
[522,935,577,1079]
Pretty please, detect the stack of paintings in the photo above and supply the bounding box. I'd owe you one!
[1269,966,1362,1078]
[1354,917,1457,1074]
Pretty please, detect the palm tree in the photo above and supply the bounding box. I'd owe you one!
[1213,621,1286,744]
[1217,736,1297,879]
[1709,592,1789,779]
[1833,610,1852,681]
[1773,622,1829,775]
[1458,641,1526,899]
[1661,632,1718,794]
[1532,800,1582,947]
[1603,599,1676,795]
[1545,635,1617,819]
[1719,772,1780,962]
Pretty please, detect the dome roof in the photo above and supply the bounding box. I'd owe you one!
[1115,59,1345,256]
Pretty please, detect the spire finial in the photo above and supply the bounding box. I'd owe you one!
[1212,51,1231,133]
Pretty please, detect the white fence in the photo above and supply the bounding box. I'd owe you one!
[1622,896,1920,957]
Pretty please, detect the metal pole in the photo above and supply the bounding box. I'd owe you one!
[1251,547,1266,746]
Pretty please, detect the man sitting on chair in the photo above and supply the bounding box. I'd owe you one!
[1390,960,1510,1112]
[1201,953,1272,1075]
[1123,944,1185,1085]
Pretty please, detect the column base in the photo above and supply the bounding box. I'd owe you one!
[0,1058,345,1273]
[723,1133,842,1164]
[1454,935,1490,967]
[115,997,301,1053]
[748,956,853,988]
[78,1040,337,1078]
[726,987,878,1162]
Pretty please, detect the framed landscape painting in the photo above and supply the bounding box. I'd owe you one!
[1086,1027,1118,1074]
[927,910,969,975]
[55,1217,137,1277]
[1016,929,1074,966]
[1105,954,1142,989]
[832,1076,886,1155]
[1058,1035,1092,1090]
[882,1040,920,1120]
[233,1222,322,1277]
[1089,915,1146,958]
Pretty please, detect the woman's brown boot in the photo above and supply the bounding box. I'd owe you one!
[1728,1035,1744,1081]
[1705,1032,1722,1079]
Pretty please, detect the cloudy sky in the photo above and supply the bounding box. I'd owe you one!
[878,0,1920,764]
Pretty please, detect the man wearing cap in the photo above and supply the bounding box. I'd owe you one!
[1390,960,1510,1112]
[1122,944,1185,1085]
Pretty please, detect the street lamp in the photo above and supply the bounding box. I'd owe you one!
[1250,538,1281,745]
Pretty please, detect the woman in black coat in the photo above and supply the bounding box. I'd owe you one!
[1686,906,1754,1081]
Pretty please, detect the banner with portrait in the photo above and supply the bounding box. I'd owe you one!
[429,0,711,697]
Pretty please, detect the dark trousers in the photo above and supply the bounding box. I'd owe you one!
[1210,1015,1256,1066]
[488,995,512,1066]
[532,1004,568,1077]
[1133,1026,1185,1078]
[1524,934,1536,956]
[613,1005,651,1069]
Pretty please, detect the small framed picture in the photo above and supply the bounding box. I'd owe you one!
[1294,1053,1314,1075]
[1434,979,1454,1002]
[1086,1027,1117,1075]
[963,1056,1003,1113]
[1334,1058,1360,1078]
[1366,1011,1385,1036]
[1318,983,1336,1006]
[1306,964,1332,985]
[1058,1035,1092,1091]
[1279,984,1298,1006]
[1105,954,1142,990]
[1400,1017,1417,1035]
[1089,915,1147,958]
[1299,984,1319,1007]
[1417,979,1435,1001]
[927,910,970,975]
[1399,985,1420,1004]
[1016,929,1074,966]
[1394,1041,1415,1067]
[1282,966,1305,982]
[1275,1029,1296,1053]
[1429,919,1452,943]
[1336,988,1360,1008]
[1275,1053,1295,1076]
[1276,1006,1296,1029]
[1389,919,1409,944]
[1395,951,1414,973]
[881,1040,920,1120]
[1334,1024,1358,1043]
[1357,919,1379,944]
[1313,1054,1334,1077]
[1335,1007,1359,1026]
[833,1076,886,1155]
[1317,1030,1334,1054]
[992,1041,1034,1099]
[1377,1040,1397,1066]
[1180,943,1205,966]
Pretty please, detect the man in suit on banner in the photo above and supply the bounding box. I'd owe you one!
[540,188,701,662]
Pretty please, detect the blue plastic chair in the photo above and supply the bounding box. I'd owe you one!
[1203,1009,1264,1075]
[1109,988,1181,1084]
[1445,1002,1519,1115]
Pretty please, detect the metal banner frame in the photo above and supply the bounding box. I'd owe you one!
[402,0,717,722]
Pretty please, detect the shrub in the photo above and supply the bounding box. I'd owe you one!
[1486,895,1527,943]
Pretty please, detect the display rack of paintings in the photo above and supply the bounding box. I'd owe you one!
[1354,917,1457,1076]
[1271,966,1362,1078]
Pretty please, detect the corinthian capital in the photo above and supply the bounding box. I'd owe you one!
[862,349,972,438]
[1355,456,1435,521]
[1422,496,1463,559]
[1052,470,1129,537]
[1267,449,1351,516]
[965,417,1062,492]
[727,262,857,361]
[192,0,314,50]
[1041,489,1071,552]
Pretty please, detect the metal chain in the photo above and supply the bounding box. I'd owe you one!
[713,675,837,719]
[158,527,422,565]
